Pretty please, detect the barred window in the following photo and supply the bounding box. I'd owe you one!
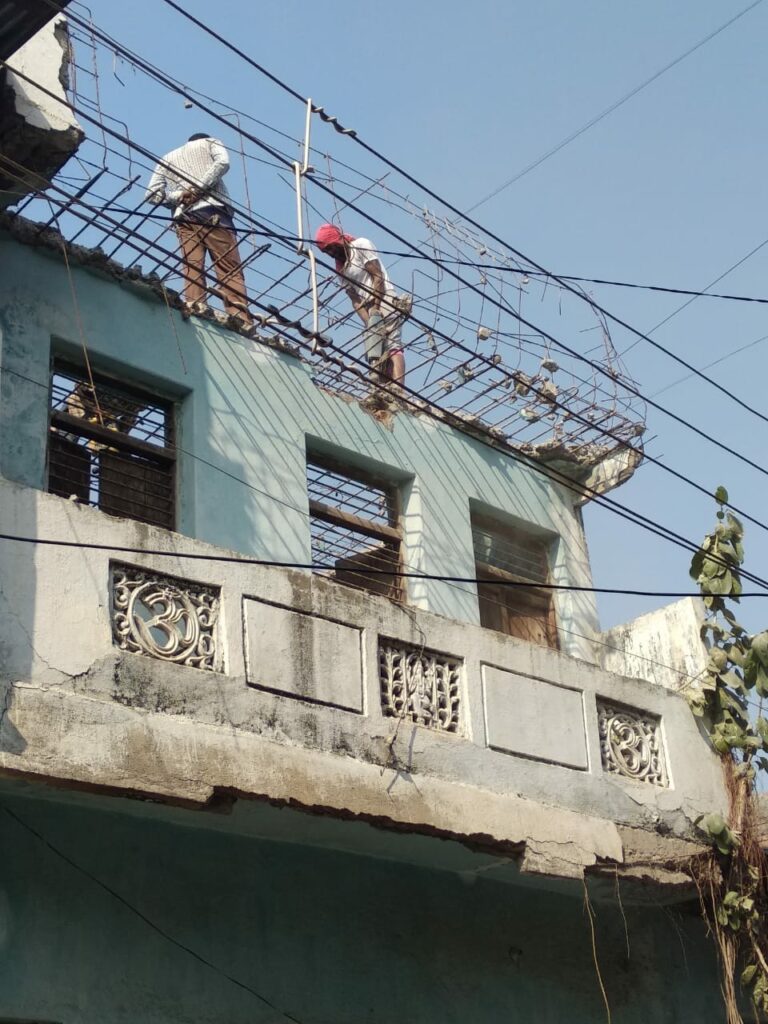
[472,512,559,649]
[48,361,175,530]
[307,456,404,601]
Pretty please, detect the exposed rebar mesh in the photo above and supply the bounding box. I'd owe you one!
[2,13,647,466]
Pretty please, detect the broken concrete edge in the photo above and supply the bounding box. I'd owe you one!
[0,759,711,898]
[0,673,717,896]
[0,211,301,357]
[0,210,641,485]
[0,16,83,204]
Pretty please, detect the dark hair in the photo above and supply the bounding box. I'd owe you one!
[188,133,210,141]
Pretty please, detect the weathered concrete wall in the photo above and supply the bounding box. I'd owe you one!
[0,476,726,877]
[600,597,708,692]
[0,786,725,1024]
[0,232,599,657]
[0,17,83,207]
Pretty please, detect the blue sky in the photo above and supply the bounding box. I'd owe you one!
[75,0,768,630]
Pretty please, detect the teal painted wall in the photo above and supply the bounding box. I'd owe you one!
[0,235,598,655]
[0,791,722,1024]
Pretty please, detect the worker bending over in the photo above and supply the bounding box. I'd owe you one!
[146,133,253,333]
[315,223,410,385]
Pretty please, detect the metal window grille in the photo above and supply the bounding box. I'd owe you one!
[307,457,403,602]
[47,361,176,530]
[471,514,558,649]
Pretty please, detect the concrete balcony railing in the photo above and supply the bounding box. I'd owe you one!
[0,476,725,880]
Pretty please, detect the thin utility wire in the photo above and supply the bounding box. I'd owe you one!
[618,234,768,357]
[0,363,740,682]
[0,803,304,1023]
[0,529,755,688]
[6,176,768,595]
[2,531,764,598]
[5,65,768,579]
[141,5,768,430]
[466,0,766,210]
[652,331,768,399]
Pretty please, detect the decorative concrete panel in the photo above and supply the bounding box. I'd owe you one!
[111,562,220,671]
[244,598,363,712]
[597,700,668,787]
[379,640,462,733]
[483,666,588,769]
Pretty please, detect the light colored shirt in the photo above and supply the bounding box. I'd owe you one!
[145,137,232,220]
[341,237,398,312]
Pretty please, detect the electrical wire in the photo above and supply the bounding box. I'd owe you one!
[143,3,768,430]
[0,362,736,682]
[6,167,768,596]
[1,531,762,597]
[0,525,750,688]
[651,330,768,399]
[464,0,766,209]
[618,234,768,357]
[0,803,305,1023]
[9,45,768,513]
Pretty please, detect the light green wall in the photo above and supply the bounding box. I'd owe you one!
[0,789,725,1024]
[0,235,598,655]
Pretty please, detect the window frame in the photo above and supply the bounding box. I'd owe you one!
[306,451,405,603]
[471,510,560,650]
[47,359,177,531]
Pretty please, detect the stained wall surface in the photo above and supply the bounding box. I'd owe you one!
[0,475,727,852]
[0,789,723,1024]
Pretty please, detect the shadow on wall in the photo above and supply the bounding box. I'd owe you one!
[0,484,35,756]
[185,329,311,563]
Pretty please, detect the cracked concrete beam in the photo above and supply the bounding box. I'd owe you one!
[0,682,626,878]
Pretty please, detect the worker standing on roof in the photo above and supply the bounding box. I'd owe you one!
[145,133,253,333]
[315,224,410,385]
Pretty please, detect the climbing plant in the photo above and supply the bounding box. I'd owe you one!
[688,486,768,1023]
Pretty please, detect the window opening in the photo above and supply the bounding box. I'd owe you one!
[471,513,559,649]
[307,457,404,602]
[48,361,176,530]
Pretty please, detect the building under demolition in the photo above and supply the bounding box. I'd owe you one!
[0,5,742,1023]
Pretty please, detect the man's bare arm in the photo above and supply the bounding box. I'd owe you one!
[363,259,385,310]
[349,289,370,326]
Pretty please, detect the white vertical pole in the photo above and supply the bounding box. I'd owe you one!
[293,160,304,254]
[295,97,320,347]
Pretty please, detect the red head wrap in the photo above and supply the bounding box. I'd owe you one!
[315,223,355,270]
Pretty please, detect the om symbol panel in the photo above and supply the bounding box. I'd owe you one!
[110,562,221,671]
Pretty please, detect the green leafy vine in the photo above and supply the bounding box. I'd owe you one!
[688,486,768,1022]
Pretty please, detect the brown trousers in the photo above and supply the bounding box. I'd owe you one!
[175,217,251,323]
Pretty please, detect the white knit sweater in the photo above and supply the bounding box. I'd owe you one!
[145,137,233,219]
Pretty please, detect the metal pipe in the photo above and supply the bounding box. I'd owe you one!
[308,248,320,350]
[292,160,304,255]
[301,96,313,175]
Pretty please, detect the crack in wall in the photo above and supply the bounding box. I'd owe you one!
[0,580,67,679]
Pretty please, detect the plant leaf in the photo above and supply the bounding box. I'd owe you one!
[742,964,758,988]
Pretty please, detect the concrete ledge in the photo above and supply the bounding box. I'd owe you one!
[0,477,728,877]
